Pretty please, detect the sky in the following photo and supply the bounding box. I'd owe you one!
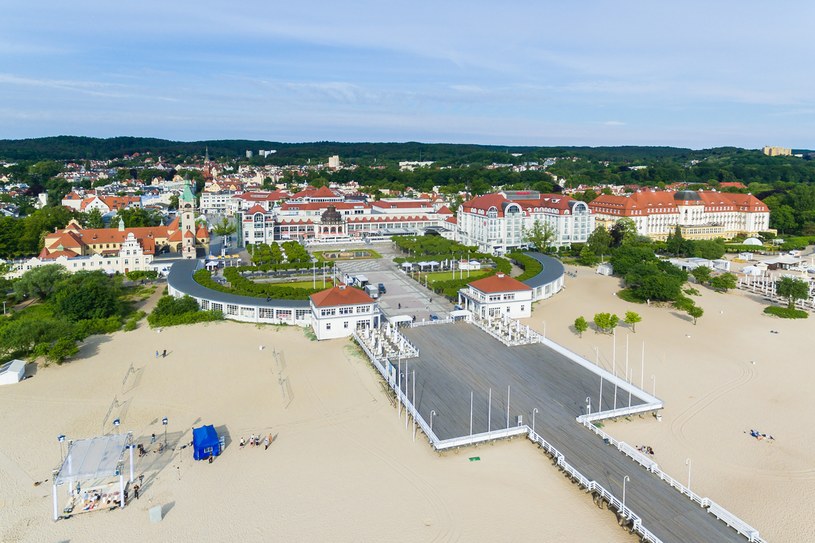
[1,1,813,148]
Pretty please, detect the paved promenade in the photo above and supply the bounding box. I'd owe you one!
[400,323,745,543]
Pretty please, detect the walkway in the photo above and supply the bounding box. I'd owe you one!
[399,323,748,543]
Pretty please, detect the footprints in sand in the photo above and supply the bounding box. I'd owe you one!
[670,363,755,445]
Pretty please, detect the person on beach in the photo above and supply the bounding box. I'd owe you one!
[162,349,167,358]
[263,435,270,450]
[239,437,246,448]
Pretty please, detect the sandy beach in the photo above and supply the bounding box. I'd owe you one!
[0,290,636,543]
[3,265,812,542]
[524,265,815,542]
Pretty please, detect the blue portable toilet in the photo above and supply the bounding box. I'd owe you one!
[192,425,221,460]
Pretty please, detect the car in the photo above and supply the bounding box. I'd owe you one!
[378,283,386,294]
[429,314,439,321]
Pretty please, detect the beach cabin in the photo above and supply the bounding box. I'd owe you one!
[192,425,222,461]
[0,359,25,385]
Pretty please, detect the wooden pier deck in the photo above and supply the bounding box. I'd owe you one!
[400,323,748,543]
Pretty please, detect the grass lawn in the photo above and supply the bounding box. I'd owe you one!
[416,270,490,285]
[267,278,335,289]
[313,249,382,261]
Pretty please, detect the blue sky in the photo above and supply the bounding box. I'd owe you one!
[1,1,813,148]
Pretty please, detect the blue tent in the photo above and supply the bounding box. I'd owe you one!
[192,425,221,461]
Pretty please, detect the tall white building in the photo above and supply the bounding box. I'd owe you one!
[457,191,593,254]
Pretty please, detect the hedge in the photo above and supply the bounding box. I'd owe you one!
[507,252,543,282]
[194,269,320,300]
[763,306,808,319]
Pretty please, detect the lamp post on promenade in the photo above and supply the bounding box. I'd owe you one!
[162,417,168,449]
[686,458,692,491]
[532,408,539,437]
[430,410,436,434]
[651,374,656,397]
[623,475,630,511]
[57,434,66,464]
[586,396,591,417]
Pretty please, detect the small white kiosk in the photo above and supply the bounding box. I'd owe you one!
[0,359,25,385]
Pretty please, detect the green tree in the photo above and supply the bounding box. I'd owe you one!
[666,225,690,256]
[709,273,737,292]
[52,271,121,322]
[624,311,642,332]
[687,305,704,325]
[690,266,712,285]
[578,244,598,266]
[0,317,71,357]
[523,219,556,253]
[46,337,79,364]
[586,226,612,260]
[13,264,68,300]
[83,209,106,229]
[776,277,810,309]
[168,194,179,210]
[212,217,236,237]
[593,312,619,334]
[115,207,163,227]
[691,239,725,260]
[770,205,796,234]
[574,316,588,338]
[609,218,637,247]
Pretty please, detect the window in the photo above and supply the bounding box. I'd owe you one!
[326,322,332,330]
[343,321,349,329]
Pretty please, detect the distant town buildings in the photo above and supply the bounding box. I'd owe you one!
[588,189,770,240]
[762,146,792,157]
[327,155,340,169]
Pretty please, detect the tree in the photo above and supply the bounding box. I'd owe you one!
[624,311,642,332]
[168,194,179,210]
[690,266,712,285]
[776,277,810,309]
[687,305,704,325]
[691,239,725,260]
[46,338,79,364]
[610,218,637,247]
[770,205,796,234]
[666,225,690,256]
[115,207,163,228]
[574,316,588,338]
[13,264,68,300]
[578,244,598,266]
[709,273,737,292]
[586,226,612,260]
[212,217,236,237]
[523,219,556,253]
[83,209,105,229]
[593,312,619,334]
[52,271,121,322]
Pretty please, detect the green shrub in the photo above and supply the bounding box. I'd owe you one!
[126,270,159,281]
[507,252,543,281]
[147,295,224,327]
[763,306,808,319]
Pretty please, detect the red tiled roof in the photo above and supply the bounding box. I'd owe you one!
[196,226,210,239]
[310,284,374,307]
[245,204,269,215]
[588,190,768,215]
[469,273,531,293]
[436,205,453,215]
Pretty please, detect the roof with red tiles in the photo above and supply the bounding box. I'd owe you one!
[310,284,375,308]
[468,273,532,293]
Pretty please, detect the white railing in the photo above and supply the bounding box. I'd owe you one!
[578,416,766,542]
[411,317,454,327]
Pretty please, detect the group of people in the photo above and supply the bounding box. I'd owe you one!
[240,433,273,450]
[636,445,656,456]
[747,429,775,441]
[154,349,168,358]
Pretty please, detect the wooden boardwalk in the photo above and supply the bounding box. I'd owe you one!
[401,323,747,543]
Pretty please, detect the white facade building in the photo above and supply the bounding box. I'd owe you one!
[309,284,381,340]
[458,273,533,319]
[588,189,771,241]
[457,191,593,254]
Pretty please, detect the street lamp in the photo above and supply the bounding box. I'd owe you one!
[686,458,692,491]
[585,396,591,417]
[532,408,539,437]
[622,475,630,511]
[57,434,66,464]
[113,418,120,434]
[651,374,656,397]
[430,410,436,434]
[162,417,168,449]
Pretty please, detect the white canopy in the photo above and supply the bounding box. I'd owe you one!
[55,434,132,485]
